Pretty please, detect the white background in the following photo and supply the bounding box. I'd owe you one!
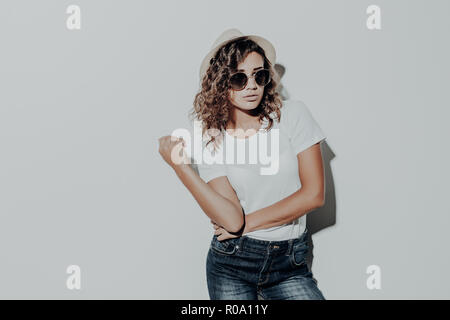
[0,0,449,299]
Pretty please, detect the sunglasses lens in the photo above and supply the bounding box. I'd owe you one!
[255,70,271,86]
[229,70,271,90]
[230,72,247,90]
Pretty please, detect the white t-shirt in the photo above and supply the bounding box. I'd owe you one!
[191,99,326,241]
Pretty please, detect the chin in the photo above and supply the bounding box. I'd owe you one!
[236,103,258,110]
[238,98,262,109]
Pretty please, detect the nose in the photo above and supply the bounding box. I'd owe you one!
[246,75,258,89]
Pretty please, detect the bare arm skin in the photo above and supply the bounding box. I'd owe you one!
[173,164,245,233]
[245,142,326,232]
[158,135,244,233]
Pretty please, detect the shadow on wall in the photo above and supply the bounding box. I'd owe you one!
[305,141,336,273]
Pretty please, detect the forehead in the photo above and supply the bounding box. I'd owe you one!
[237,52,264,71]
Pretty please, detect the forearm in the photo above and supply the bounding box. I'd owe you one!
[172,163,244,233]
[245,188,324,233]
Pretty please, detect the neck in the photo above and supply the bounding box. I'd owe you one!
[227,105,262,131]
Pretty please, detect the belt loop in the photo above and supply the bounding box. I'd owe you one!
[302,227,309,241]
[287,238,294,255]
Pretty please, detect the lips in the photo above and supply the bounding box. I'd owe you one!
[244,94,258,98]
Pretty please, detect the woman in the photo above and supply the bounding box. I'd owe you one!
[158,29,327,300]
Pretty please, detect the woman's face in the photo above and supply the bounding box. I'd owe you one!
[228,51,265,111]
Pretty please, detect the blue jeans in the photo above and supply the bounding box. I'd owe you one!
[206,227,325,300]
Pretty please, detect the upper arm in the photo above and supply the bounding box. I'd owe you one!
[194,138,242,219]
[297,143,325,205]
[195,158,241,211]
[283,100,326,203]
[207,176,242,214]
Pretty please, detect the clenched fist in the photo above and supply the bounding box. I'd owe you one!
[158,135,190,168]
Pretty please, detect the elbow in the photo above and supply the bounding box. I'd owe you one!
[229,218,245,234]
[311,192,325,209]
[301,184,325,210]
[226,207,245,234]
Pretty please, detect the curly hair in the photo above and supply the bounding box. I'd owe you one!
[189,36,283,153]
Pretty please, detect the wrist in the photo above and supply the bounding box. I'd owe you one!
[243,213,254,235]
[172,163,192,180]
[172,162,191,174]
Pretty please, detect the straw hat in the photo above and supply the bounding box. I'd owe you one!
[198,28,277,83]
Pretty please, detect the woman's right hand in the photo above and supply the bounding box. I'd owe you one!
[157,135,189,168]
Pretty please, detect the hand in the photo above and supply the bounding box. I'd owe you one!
[210,219,248,241]
[157,135,190,168]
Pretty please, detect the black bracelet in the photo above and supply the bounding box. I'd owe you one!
[227,207,246,237]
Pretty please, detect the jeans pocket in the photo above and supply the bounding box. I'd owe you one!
[210,235,238,256]
[289,241,308,268]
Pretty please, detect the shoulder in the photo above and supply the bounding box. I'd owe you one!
[277,99,311,127]
[280,99,309,117]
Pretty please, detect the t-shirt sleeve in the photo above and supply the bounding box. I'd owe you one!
[284,100,327,155]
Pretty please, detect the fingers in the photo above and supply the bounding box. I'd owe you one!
[171,136,185,145]
[158,135,185,148]
[210,220,219,230]
[214,227,226,242]
[212,225,233,241]
[216,230,224,241]
[216,227,231,241]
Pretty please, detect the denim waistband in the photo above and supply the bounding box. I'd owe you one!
[214,227,309,255]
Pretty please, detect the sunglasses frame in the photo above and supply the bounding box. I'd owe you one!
[229,68,272,91]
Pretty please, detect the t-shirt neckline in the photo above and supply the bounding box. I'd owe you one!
[225,118,269,140]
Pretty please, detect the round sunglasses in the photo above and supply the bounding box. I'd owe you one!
[229,69,271,91]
